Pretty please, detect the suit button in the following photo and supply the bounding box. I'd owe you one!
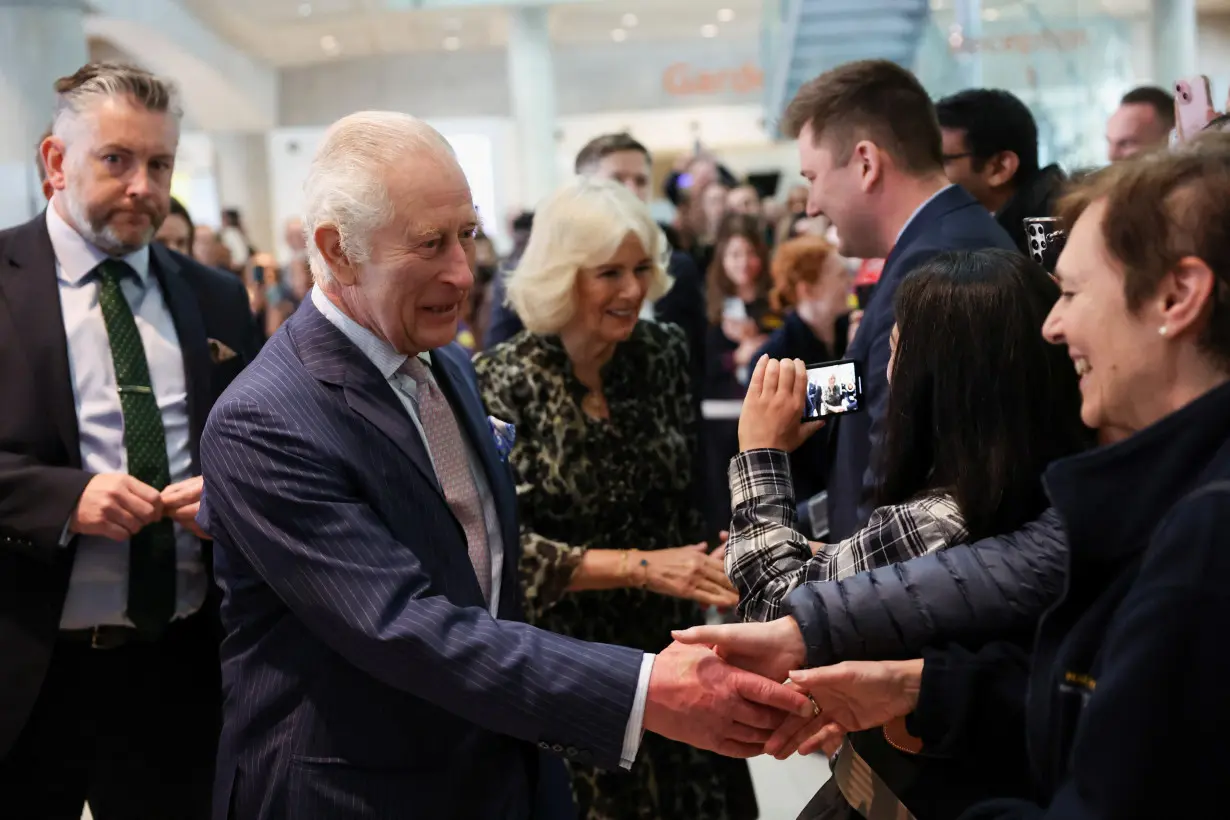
[538,741,550,750]
[566,746,577,757]
[552,744,563,753]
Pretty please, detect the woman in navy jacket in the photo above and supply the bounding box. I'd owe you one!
[779,133,1230,820]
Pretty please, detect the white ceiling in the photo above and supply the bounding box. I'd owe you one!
[179,0,766,67]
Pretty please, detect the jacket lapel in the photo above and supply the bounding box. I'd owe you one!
[148,245,211,472]
[0,213,81,466]
[290,300,442,497]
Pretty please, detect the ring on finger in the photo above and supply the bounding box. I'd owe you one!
[807,694,820,717]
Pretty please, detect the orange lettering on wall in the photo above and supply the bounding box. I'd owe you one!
[663,62,764,97]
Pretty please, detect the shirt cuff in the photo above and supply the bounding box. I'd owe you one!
[729,449,795,508]
[620,653,655,769]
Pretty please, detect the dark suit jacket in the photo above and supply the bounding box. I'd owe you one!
[0,213,259,756]
[201,300,645,820]
[827,186,1017,540]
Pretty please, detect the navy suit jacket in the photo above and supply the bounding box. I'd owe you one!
[201,299,644,820]
[826,186,1018,540]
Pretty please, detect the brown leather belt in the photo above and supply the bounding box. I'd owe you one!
[60,625,144,650]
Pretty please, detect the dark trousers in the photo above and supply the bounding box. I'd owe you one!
[0,613,220,820]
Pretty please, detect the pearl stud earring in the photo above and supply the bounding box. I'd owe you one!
[1159,326,1169,337]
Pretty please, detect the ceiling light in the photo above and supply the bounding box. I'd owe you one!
[717,8,735,22]
[701,23,718,37]
[443,35,461,51]
[298,3,312,16]
[320,34,340,55]
[622,12,639,27]
[982,7,1000,19]
[611,28,627,42]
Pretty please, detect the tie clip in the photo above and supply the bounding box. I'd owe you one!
[116,384,153,395]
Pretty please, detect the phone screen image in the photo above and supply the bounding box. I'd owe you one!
[803,360,862,421]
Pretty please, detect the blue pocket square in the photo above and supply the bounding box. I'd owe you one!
[488,416,516,461]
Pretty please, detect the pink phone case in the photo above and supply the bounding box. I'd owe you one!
[1175,76,1214,140]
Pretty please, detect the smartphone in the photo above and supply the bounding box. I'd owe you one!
[803,359,864,421]
[1175,75,1215,141]
[1024,217,1067,274]
[252,265,266,286]
[722,297,748,322]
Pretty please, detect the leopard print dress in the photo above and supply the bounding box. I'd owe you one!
[475,321,757,820]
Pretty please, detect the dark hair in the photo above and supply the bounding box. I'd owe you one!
[935,88,1039,178]
[511,210,534,233]
[877,249,1089,540]
[574,133,651,174]
[781,59,943,175]
[1120,86,1176,131]
[166,197,196,257]
[222,208,242,228]
[1056,131,1230,370]
[1204,112,1230,133]
[705,214,771,325]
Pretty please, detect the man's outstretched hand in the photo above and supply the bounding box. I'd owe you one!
[671,616,807,683]
[643,641,813,758]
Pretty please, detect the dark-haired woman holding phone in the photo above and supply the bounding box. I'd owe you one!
[724,248,1091,819]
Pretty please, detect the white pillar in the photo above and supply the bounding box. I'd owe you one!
[0,0,88,228]
[952,0,983,89]
[211,131,274,255]
[506,6,557,209]
[1150,0,1197,85]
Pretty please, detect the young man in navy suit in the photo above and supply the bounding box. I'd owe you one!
[777,60,1018,540]
[199,111,811,820]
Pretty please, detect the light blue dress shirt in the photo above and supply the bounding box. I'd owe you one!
[48,204,206,630]
[310,287,653,767]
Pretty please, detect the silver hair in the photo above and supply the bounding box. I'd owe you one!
[51,62,182,141]
[302,111,455,285]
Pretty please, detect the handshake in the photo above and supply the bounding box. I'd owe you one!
[644,617,923,760]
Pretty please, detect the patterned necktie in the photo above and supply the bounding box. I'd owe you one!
[400,358,492,602]
[96,259,176,634]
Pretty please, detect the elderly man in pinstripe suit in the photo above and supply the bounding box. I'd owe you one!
[198,111,811,820]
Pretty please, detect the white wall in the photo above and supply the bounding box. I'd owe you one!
[1197,13,1230,102]
[266,118,516,260]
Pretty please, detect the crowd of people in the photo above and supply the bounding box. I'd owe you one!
[2,52,1229,820]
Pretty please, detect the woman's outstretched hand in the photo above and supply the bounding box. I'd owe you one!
[643,544,739,608]
[763,659,925,759]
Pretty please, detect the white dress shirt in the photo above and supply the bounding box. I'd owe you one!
[311,287,653,767]
[48,204,205,629]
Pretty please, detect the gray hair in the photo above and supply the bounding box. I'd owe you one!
[52,62,181,140]
[302,111,455,286]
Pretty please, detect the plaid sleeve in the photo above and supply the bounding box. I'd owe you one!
[725,449,817,623]
[725,448,967,623]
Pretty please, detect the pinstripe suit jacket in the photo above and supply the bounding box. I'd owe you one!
[200,300,645,820]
